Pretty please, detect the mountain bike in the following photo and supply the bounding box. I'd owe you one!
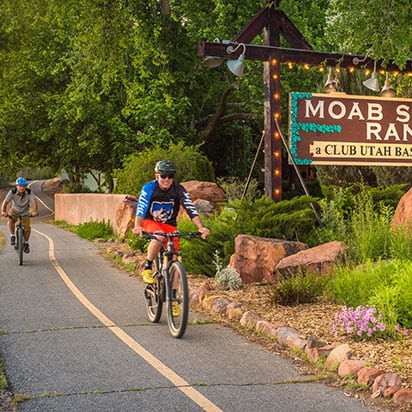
[142,231,201,338]
[8,214,29,266]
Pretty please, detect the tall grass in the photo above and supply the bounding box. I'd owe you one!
[349,194,393,263]
[317,187,412,334]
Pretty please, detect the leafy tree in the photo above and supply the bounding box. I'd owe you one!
[114,142,215,195]
[325,0,412,68]
[0,0,410,192]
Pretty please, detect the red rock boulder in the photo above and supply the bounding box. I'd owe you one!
[275,240,346,277]
[229,235,308,284]
[392,187,412,229]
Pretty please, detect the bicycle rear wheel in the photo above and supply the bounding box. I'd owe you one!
[166,261,189,338]
[144,257,163,323]
[16,227,24,266]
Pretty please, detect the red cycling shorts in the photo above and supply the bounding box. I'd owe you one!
[142,220,179,251]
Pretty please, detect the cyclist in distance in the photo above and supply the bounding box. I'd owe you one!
[133,160,210,284]
[1,177,38,253]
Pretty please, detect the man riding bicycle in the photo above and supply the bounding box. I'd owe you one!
[133,160,210,285]
[1,177,38,253]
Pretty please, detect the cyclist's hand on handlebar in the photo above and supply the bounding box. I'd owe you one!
[198,227,210,239]
[31,212,38,217]
[1,211,7,217]
[133,226,143,236]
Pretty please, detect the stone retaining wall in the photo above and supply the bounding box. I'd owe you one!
[55,193,125,233]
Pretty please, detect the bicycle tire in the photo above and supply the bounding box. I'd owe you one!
[166,261,189,338]
[144,257,163,323]
[16,226,24,266]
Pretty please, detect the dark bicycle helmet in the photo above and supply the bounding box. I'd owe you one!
[15,177,28,186]
[155,160,176,174]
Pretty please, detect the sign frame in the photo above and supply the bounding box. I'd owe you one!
[289,92,412,167]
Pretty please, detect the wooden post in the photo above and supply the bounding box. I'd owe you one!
[263,6,282,201]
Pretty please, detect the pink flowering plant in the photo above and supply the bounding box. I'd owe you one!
[332,305,386,341]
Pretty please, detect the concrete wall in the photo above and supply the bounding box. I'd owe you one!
[55,193,125,233]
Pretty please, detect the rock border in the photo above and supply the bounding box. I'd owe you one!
[190,282,412,409]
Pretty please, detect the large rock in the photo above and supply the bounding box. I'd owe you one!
[115,199,137,237]
[229,235,308,284]
[180,181,225,213]
[392,187,412,228]
[275,240,346,277]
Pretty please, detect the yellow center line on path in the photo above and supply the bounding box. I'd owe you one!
[33,228,222,412]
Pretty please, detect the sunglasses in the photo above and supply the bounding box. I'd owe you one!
[159,173,175,179]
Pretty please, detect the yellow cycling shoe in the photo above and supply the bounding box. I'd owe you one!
[172,301,180,317]
[141,269,154,284]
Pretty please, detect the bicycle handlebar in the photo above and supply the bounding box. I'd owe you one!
[142,231,201,240]
[6,213,33,219]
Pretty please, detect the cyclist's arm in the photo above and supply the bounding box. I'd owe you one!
[133,216,144,236]
[30,197,39,217]
[191,216,210,239]
[1,198,10,217]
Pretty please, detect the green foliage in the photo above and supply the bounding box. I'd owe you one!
[309,190,348,244]
[177,217,218,277]
[368,261,412,330]
[217,176,260,202]
[126,231,148,253]
[271,271,329,306]
[312,184,408,262]
[0,359,7,390]
[114,142,215,195]
[327,260,412,330]
[64,183,92,193]
[327,261,386,307]
[17,167,55,180]
[76,221,113,240]
[325,0,411,68]
[348,191,393,262]
[390,225,412,260]
[226,195,320,243]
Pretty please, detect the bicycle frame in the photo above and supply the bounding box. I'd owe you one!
[8,214,27,266]
[143,231,200,338]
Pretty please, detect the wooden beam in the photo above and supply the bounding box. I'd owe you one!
[278,10,313,50]
[198,41,412,73]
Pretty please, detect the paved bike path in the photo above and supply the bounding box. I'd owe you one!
[0,221,374,411]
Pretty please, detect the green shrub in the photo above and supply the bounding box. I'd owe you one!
[217,176,259,202]
[224,195,320,244]
[126,230,148,253]
[390,225,412,260]
[348,192,393,263]
[64,182,92,193]
[212,250,242,290]
[177,217,218,277]
[328,259,412,331]
[76,221,113,240]
[114,142,215,195]
[326,261,386,307]
[272,271,329,306]
[368,260,412,330]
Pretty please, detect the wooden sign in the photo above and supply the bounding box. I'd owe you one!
[289,92,412,166]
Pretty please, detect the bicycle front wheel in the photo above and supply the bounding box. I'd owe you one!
[166,261,189,338]
[16,227,24,266]
[144,257,163,323]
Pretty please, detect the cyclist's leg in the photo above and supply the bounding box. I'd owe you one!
[140,221,165,283]
[21,216,31,241]
[143,221,176,260]
[6,210,17,244]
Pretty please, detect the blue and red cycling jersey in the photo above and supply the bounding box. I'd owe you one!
[136,180,198,227]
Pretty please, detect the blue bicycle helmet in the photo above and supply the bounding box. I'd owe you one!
[15,177,28,186]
